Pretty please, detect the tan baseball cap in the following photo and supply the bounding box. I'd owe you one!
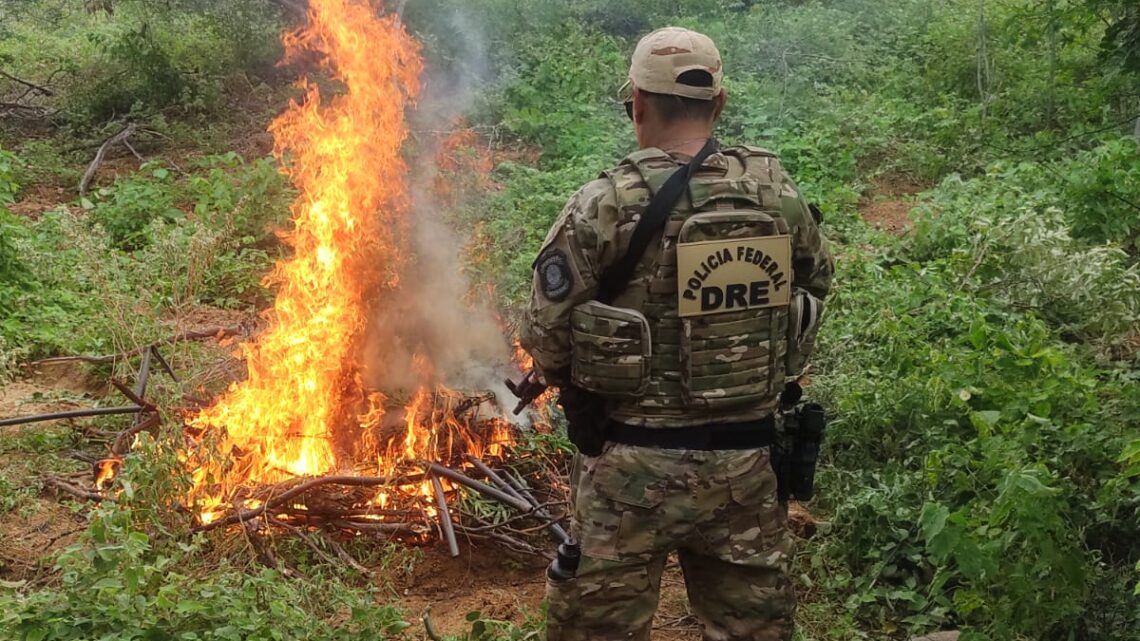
[621,27,723,101]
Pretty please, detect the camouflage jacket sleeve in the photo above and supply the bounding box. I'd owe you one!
[779,173,834,300]
[519,178,620,387]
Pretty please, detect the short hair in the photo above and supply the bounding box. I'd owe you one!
[640,69,718,123]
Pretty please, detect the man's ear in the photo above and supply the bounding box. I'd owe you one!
[632,89,649,124]
[712,89,727,122]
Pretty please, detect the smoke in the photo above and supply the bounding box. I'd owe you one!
[360,5,523,419]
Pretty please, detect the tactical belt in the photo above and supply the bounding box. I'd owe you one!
[607,415,775,450]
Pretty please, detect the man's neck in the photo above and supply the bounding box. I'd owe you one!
[640,123,713,156]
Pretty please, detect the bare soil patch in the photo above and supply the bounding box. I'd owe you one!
[860,175,928,237]
[394,544,702,640]
[0,373,105,580]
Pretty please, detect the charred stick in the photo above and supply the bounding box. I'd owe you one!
[150,346,178,382]
[464,455,524,499]
[452,392,495,415]
[267,516,347,570]
[455,505,566,534]
[423,609,444,641]
[111,411,160,456]
[451,526,550,558]
[108,378,155,410]
[314,508,425,519]
[466,455,570,544]
[505,470,571,544]
[429,472,460,557]
[42,476,106,502]
[330,520,425,536]
[0,406,142,427]
[192,475,393,533]
[423,463,533,513]
[134,348,153,402]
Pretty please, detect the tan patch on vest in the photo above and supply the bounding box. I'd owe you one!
[677,236,792,317]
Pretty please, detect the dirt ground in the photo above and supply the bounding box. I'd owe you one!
[860,175,926,236]
[0,371,105,581]
[395,543,701,640]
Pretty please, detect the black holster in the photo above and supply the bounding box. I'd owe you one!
[773,402,827,501]
[557,386,608,457]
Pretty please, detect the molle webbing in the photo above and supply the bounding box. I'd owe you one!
[602,146,793,423]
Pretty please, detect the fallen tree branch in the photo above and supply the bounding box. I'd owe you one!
[325,536,371,575]
[79,123,138,197]
[0,69,55,97]
[423,462,533,512]
[466,454,569,543]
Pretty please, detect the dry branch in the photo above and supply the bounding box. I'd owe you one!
[429,472,459,557]
[79,123,138,197]
[108,377,155,410]
[29,328,243,367]
[111,411,160,456]
[42,476,106,502]
[423,462,533,512]
[0,69,55,97]
[466,454,569,543]
[191,475,395,533]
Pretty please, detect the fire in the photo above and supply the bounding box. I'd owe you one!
[93,457,122,491]
[184,0,517,520]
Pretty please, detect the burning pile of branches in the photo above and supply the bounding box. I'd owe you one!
[4,0,568,566]
[8,0,570,566]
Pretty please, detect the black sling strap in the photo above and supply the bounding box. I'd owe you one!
[595,138,720,304]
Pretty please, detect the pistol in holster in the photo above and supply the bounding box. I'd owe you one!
[771,402,827,502]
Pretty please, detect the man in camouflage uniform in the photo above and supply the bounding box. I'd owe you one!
[520,27,833,641]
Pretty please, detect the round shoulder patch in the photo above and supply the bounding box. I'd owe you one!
[536,249,574,302]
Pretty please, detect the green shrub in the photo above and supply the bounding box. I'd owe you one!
[0,506,409,641]
[87,162,185,250]
[1060,138,1140,250]
[810,234,1139,638]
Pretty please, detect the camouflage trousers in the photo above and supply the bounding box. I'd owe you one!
[545,443,795,641]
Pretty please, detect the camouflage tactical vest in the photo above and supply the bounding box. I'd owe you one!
[570,146,805,427]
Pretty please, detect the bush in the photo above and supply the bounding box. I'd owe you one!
[0,1,285,125]
[0,503,410,641]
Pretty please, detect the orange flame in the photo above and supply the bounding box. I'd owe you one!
[185,0,516,519]
[188,0,420,497]
[94,458,121,491]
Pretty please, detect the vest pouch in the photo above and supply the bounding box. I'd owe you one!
[676,212,792,410]
[676,210,786,244]
[570,301,651,398]
[681,309,787,409]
